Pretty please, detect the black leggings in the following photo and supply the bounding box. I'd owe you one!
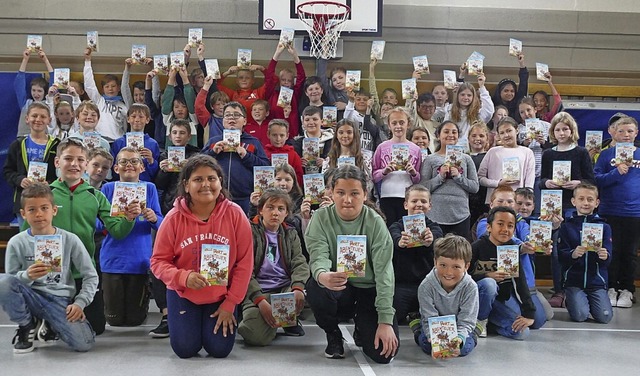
[102,273,150,326]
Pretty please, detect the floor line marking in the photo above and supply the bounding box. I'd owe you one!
[539,327,640,333]
[340,324,377,376]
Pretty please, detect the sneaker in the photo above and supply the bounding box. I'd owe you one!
[148,316,169,338]
[283,320,305,337]
[409,319,422,345]
[608,288,618,307]
[36,320,59,344]
[352,327,362,347]
[324,330,344,359]
[12,319,36,354]
[548,292,566,308]
[617,289,634,308]
[476,319,488,338]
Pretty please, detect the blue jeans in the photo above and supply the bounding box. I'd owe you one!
[529,292,549,329]
[166,289,237,358]
[415,329,476,357]
[476,278,530,340]
[565,287,613,324]
[0,274,95,352]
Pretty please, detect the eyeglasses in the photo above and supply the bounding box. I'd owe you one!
[418,104,436,110]
[223,112,246,119]
[117,158,142,166]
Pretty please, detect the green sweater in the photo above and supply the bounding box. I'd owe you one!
[305,204,396,324]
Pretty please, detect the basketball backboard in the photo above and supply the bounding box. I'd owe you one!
[258,0,383,37]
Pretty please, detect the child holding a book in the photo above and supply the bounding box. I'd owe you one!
[263,119,304,186]
[368,58,395,136]
[293,106,334,174]
[409,234,479,358]
[68,101,111,152]
[15,48,53,137]
[46,85,81,139]
[162,66,199,147]
[443,74,494,142]
[344,88,385,153]
[389,184,444,324]
[99,147,163,327]
[491,53,529,121]
[0,183,97,353]
[533,72,562,122]
[150,155,253,358]
[558,183,613,323]
[316,61,348,111]
[405,93,439,151]
[238,188,309,345]
[468,121,490,226]
[217,64,273,123]
[323,119,373,193]
[409,126,432,159]
[244,100,271,147]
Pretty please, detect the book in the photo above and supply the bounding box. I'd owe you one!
[83,132,102,149]
[337,235,367,278]
[401,78,417,100]
[87,31,99,52]
[528,220,553,253]
[303,173,325,204]
[166,146,186,172]
[428,315,458,359]
[277,86,294,108]
[345,70,361,91]
[615,142,634,165]
[34,234,63,284]
[27,35,42,53]
[188,28,203,48]
[222,129,241,152]
[53,68,70,89]
[271,153,289,167]
[131,44,147,65]
[420,148,430,161]
[110,182,137,217]
[443,70,457,90]
[237,49,252,69]
[204,59,221,79]
[27,161,48,183]
[271,292,296,327]
[302,137,320,163]
[370,40,385,60]
[552,160,571,185]
[456,138,470,154]
[524,118,543,141]
[126,132,144,150]
[135,183,147,211]
[170,51,185,71]
[540,190,563,218]
[445,145,465,169]
[153,55,169,75]
[279,28,295,48]
[403,213,427,248]
[502,157,521,181]
[200,244,229,286]
[322,106,337,128]
[509,38,522,56]
[585,130,603,154]
[253,166,275,193]
[466,51,485,76]
[391,144,410,171]
[497,245,520,277]
[536,62,549,81]
[412,55,430,74]
[581,223,604,252]
[337,156,356,167]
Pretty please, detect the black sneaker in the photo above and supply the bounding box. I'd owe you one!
[324,329,344,359]
[352,327,362,347]
[12,318,36,354]
[148,316,169,338]
[283,320,305,337]
[36,319,59,344]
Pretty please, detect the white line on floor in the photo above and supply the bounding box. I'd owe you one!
[539,327,640,333]
[340,324,377,376]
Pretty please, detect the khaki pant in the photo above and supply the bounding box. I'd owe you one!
[238,286,291,346]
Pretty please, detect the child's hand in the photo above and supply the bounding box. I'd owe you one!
[22,48,31,59]
[38,50,47,60]
[545,180,561,189]
[477,72,486,87]
[159,159,169,171]
[398,231,412,248]
[125,58,134,68]
[301,158,309,168]
[178,66,189,80]
[517,53,526,68]
[68,86,78,97]
[211,307,237,337]
[84,47,92,60]
[320,194,333,208]
[597,248,608,260]
[347,87,356,102]
[316,157,325,168]
[545,72,553,83]
[139,147,154,164]
[212,140,227,154]
[534,132,546,144]
[124,200,142,221]
[20,178,34,189]
[560,180,581,190]
[521,242,535,255]
[258,300,278,328]
[197,43,206,60]
[250,191,261,206]
[283,104,292,118]
[572,246,586,259]
[48,86,58,98]
[183,43,192,59]
[383,163,397,176]
[406,162,418,177]
[147,70,157,80]
[66,304,85,322]
[498,179,519,186]
[235,145,247,158]
[293,290,305,314]
[142,208,157,223]
[370,57,378,68]
[275,42,286,56]
[367,98,374,110]
[144,57,153,66]
[412,70,421,79]
[300,198,312,219]
[202,75,214,91]
[318,271,348,291]
[227,66,239,75]
[186,271,209,289]
[250,64,265,72]
[512,315,533,333]
[439,164,450,178]
[26,263,49,280]
[487,271,510,282]
[420,228,434,247]
[335,102,347,111]
[459,62,468,76]
[616,163,629,175]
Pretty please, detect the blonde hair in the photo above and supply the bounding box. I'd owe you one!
[451,83,481,124]
[549,111,580,144]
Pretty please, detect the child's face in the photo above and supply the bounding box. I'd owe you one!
[487,211,516,245]
[222,106,246,130]
[305,83,323,103]
[56,105,74,126]
[492,107,508,125]
[55,146,87,184]
[77,107,99,131]
[490,192,516,209]
[259,197,289,232]
[388,111,409,140]
[497,124,517,148]
[571,188,599,216]
[380,103,394,120]
[87,155,112,185]
[26,108,50,134]
[303,114,322,135]
[336,124,354,148]
[553,122,573,145]
[417,101,436,121]
[438,123,459,147]
[533,93,548,113]
[114,150,144,182]
[128,111,150,132]
[432,85,448,106]
[514,194,534,218]
[411,129,430,149]
[20,197,57,235]
[133,87,145,104]
[434,256,469,292]
[500,83,516,103]
[275,170,294,193]
[457,89,474,108]
[31,84,46,101]
[469,128,488,152]
[381,90,398,106]
[102,80,120,97]
[251,104,268,122]
[404,190,431,215]
[268,125,288,148]
[213,100,226,117]
[184,166,222,207]
[279,71,294,89]
[236,70,255,90]
[331,71,346,91]
[173,101,188,120]
[68,81,85,96]
[332,178,366,221]
[191,73,205,90]
[518,103,536,120]
[170,125,191,146]
[354,94,369,112]
[613,123,639,143]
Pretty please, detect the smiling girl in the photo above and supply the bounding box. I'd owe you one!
[444,73,494,142]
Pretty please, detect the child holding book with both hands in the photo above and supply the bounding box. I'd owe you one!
[263,119,304,187]
[343,88,385,153]
[293,106,333,174]
[68,101,112,152]
[162,66,199,147]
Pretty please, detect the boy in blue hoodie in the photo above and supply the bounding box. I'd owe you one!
[558,183,613,323]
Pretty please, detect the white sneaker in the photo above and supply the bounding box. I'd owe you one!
[608,288,618,307]
[476,319,488,338]
[617,290,634,308]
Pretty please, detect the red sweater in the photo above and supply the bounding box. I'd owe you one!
[264,144,304,187]
[244,119,270,148]
[264,59,306,139]
[217,68,275,123]
[150,196,253,312]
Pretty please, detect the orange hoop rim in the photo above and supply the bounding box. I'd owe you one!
[297,1,351,24]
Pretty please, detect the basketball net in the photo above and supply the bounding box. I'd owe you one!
[297,1,350,59]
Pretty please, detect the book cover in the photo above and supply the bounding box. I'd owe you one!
[87,31,99,52]
[412,55,430,74]
[271,292,296,327]
[166,146,186,172]
[277,86,294,108]
[420,148,430,161]
[456,138,470,154]
[302,137,320,163]
[337,156,356,167]
[540,190,563,218]
[581,223,604,252]
[345,70,361,91]
[126,132,144,150]
[443,70,457,90]
[204,59,221,79]
[585,131,603,154]
[370,40,385,60]
[188,28,203,48]
[303,173,325,205]
[34,234,63,284]
[153,55,169,75]
[467,58,483,76]
[403,213,427,248]
[110,182,137,217]
[131,44,146,65]
[615,142,634,165]
[200,244,229,286]
[509,38,522,56]
[222,129,241,152]
[524,118,543,141]
[428,315,458,359]
[27,161,48,183]
[53,68,70,89]
[322,106,337,128]
[237,49,252,69]
[497,245,520,277]
[135,182,147,211]
[552,160,571,185]
[528,220,553,253]
[391,144,410,171]
[271,153,289,167]
[279,28,295,48]
[401,78,417,100]
[27,35,42,53]
[83,132,101,149]
[536,63,549,81]
[253,166,275,193]
[502,157,521,181]
[337,235,367,278]
[170,51,185,71]
[445,145,465,169]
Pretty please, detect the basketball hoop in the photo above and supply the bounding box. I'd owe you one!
[297,1,350,59]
